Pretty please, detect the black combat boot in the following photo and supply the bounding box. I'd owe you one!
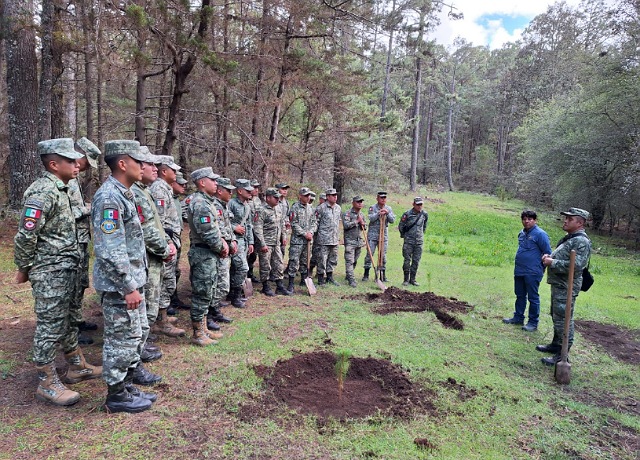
[261,281,275,297]
[409,273,419,286]
[209,306,232,324]
[326,273,340,286]
[230,288,246,308]
[299,274,307,286]
[287,276,295,294]
[124,369,157,402]
[275,280,292,296]
[317,274,326,286]
[131,363,162,386]
[104,382,152,414]
[381,270,388,282]
[140,342,163,363]
[402,272,410,286]
[362,268,370,281]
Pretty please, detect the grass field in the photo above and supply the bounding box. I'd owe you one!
[0,189,638,459]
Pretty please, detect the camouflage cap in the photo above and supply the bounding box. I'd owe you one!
[191,167,219,182]
[352,195,364,202]
[234,178,254,191]
[275,183,289,189]
[38,138,84,160]
[309,191,317,198]
[138,146,156,164]
[250,179,261,187]
[319,193,327,200]
[413,196,424,205]
[175,171,188,185]
[155,155,181,171]
[265,187,281,198]
[377,190,388,198]
[216,177,236,190]
[560,207,590,220]
[299,187,312,196]
[104,140,147,161]
[325,188,337,195]
[75,137,101,168]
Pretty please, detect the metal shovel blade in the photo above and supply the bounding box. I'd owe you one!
[305,277,317,296]
[554,360,571,384]
[375,278,387,291]
[243,277,254,298]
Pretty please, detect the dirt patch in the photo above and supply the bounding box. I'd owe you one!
[241,351,437,421]
[360,287,473,329]
[575,320,640,365]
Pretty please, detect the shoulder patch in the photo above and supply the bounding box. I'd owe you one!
[200,216,212,224]
[369,206,374,212]
[101,205,120,234]
[25,198,45,209]
[136,205,145,224]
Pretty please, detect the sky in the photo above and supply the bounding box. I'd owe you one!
[432,0,582,50]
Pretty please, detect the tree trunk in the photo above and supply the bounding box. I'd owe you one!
[50,1,65,138]
[422,81,435,184]
[377,0,396,175]
[446,70,456,191]
[409,7,427,192]
[38,0,54,140]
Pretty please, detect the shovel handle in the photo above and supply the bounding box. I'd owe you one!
[560,250,576,362]
[363,227,377,275]
[378,214,386,269]
[307,240,312,274]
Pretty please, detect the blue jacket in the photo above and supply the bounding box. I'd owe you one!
[514,224,551,277]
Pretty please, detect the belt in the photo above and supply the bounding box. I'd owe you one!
[194,243,210,250]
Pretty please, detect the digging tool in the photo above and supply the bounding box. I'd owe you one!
[363,227,386,291]
[305,240,317,296]
[243,275,254,298]
[555,250,576,385]
[377,214,386,282]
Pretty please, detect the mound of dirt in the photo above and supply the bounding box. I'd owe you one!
[575,320,640,365]
[241,351,436,421]
[363,287,473,329]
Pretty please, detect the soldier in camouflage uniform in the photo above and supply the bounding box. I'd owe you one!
[186,167,227,346]
[538,208,592,366]
[246,179,262,283]
[131,147,176,363]
[285,187,317,293]
[68,137,102,345]
[253,187,288,296]
[15,138,101,407]
[363,191,395,282]
[168,171,190,313]
[148,156,185,338]
[228,179,255,307]
[342,196,366,288]
[308,192,324,277]
[276,183,291,260]
[398,197,429,286]
[92,140,157,413]
[315,188,342,286]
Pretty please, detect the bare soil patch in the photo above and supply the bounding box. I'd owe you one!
[575,320,640,365]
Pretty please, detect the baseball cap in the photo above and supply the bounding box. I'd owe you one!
[560,207,590,220]
[75,137,101,168]
[104,140,147,161]
[38,138,84,160]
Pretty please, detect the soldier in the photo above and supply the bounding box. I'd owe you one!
[286,187,317,293]
[15,138,102,407]
[276,183,291,259]
[131,147,177,363]
[398,197,429,286]
[68,137,102,345]
[92,140,158,413]
[168,171,190,313]
[315,188,342,286]
[253,187,289,296]
[148,156,186,338]
[228,179,255,307]
[246,179,262,283]
[342,196,366,288]
[363,191,395,282]
[308,192,325,277]
[186,167,226,346]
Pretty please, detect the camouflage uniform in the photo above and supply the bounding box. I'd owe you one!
[211,195,236,307]
[342,206,365,285]
[398,206,428,282]
[278,197,291,256]
[67,178,91,330]
[228,196,253,289]
[15,171,81,365]
[315,201,342,277]
[253,201,285,282]
[92,175,148,387]
[247,194,263,277]
[187,191,225,322]
[287,200,317,278]
[364,203,395,271]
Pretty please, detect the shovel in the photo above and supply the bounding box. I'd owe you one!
[243,274,253,298]
[555,250,576,385]
[305,240,317,296]
[363,227,386,291]
[377,214,386,283]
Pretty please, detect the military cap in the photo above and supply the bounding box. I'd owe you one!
[176,171,188,185]
[265,187,281,198]
[325,188,337,195]
[560,207,590,220]
[234,178,254,191]
[275,183,290,189]
[250,179,261,187]
[352,195,364,202]
[299,187,312,196]
[377,190,388,198]
[75,137,101,168]
[309,191,317,198]
[103,140,148,161]
[216,177,236,190]
[319,193,327,200]
[413,196,424,205]
[138,146,156,164]
[155,155,181,171]
[38,138,84,160]
[191,167,219,182]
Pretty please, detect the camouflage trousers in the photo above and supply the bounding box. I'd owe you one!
[174,237,182,284]
[101,289,148,386]
[310,236,320,268]
[364,237,388,270]
[188,247,217,322]
[344,245,363,282]
[30,269,79,365]
[259,245,284,282]
[287,243,310,278]
[69,243,90,327]
[230,239,249,289]
[160,256,178,309]
[317,245,338,276]
[144,256,163,325]
[402,241,423,276]
[550,285,577,348]
[211,255,231,307]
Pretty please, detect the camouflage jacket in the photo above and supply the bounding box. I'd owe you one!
[187,191,225,255]
[67,177,91,244]
[367,204,395,241]
[212,197,236,244]
[149,179,181,246]
[342,208,365,247]
[289,201,317,245]
[547,231,592,293]
[92,176,147,295]
[14,171,79,275]
[398,208,428,244]
[315,202,342,246]
[278,199,290,223]
[228,196,254,245]
[253,202,284,247]
[132,182,171,260]
[174,193,188,223]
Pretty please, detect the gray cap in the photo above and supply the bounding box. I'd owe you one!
[216,177,236,190]
[138,146,157,164]
[309,191,317,198]
[75,137,101,168]
[176,171,188,185]
[191,167,219,182]
[104,140,147,161]
[234,178,254,191]
[413,196,424,205]
[352,195,364,202]
[275,183,289,189]
[250,179,261,187]
[265,187,281,198]
[560,207,590,220]
[155,155,181,171]
[377,190,388,198]
[38,138,84,160]
[299,187,312,196]
[319,193,327,200]
[325,188,337,195]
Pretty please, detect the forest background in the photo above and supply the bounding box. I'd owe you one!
[0,0,638,237]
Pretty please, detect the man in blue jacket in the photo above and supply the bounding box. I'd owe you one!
[503,210,552,332]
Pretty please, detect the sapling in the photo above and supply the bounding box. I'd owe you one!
[334,349,352,401]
